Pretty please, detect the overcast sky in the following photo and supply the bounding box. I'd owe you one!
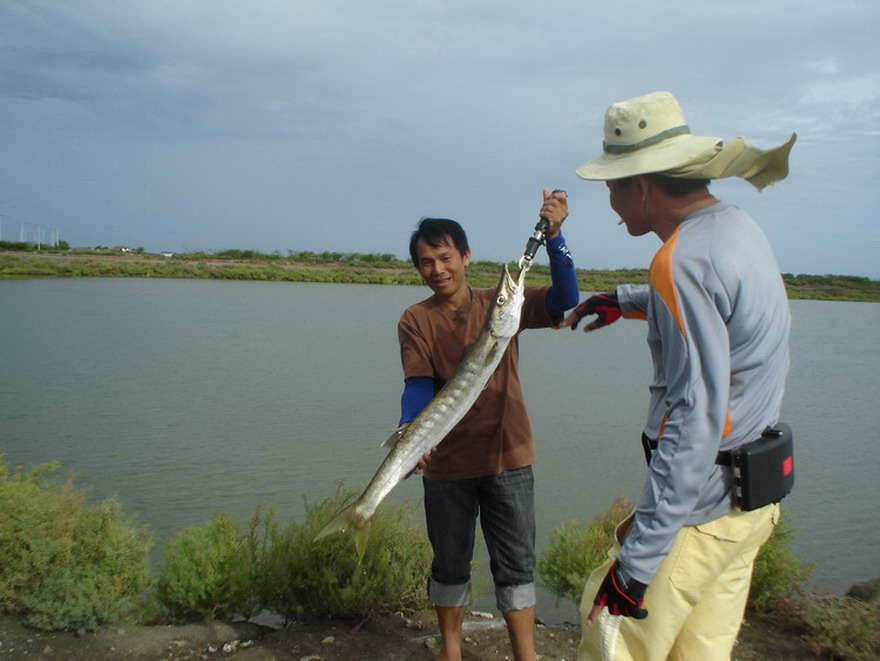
[1,0,878,277]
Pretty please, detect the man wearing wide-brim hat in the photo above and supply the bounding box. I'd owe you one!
[562,91,795,660]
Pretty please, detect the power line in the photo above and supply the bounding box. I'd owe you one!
[0,216,64,247]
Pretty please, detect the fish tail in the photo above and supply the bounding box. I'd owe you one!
[313,503,372,560]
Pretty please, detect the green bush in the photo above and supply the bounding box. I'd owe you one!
[537,496,632,605]
[0,463,431,630]
[0,461,153,633]
[157,514,258,621]
[539,498,810,615]
[240,507,275,620]
[262,490,431,623]
[0,462,63,609]
[748,507,812,611]
[800,593,880,660]
[22,499,154,633]
[158,494,430,624]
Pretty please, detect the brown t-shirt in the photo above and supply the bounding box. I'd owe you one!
[397,285,553,481]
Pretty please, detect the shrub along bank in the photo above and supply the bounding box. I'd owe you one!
[0,462,430,632]
[1,460,877,658]
[0,462,153,634]
[538,496,880,660]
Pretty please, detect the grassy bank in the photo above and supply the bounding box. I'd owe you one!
[1,249,878,302]
[2,460,877,659]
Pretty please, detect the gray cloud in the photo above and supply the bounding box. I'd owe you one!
[1,0,878,276]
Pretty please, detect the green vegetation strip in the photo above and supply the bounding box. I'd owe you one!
[3,459,877,659]
[2,250,878,302]
[0,461,430,632]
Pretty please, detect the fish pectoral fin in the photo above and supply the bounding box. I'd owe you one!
[484,342,503,367]
[382,426,407,449]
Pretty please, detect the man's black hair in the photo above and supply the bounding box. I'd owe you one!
[409,217,470,268]
[645,174,711,197]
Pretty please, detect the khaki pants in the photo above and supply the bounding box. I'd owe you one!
[578,503,779,661]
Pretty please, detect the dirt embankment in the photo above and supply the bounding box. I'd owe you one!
[0,608,817,661]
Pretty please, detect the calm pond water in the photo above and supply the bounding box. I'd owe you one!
[2,278,878,622]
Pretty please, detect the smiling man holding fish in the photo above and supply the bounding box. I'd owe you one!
[398,191,578,661]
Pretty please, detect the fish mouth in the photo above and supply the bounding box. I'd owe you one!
[493,264,527,308]
[507,262,529,288]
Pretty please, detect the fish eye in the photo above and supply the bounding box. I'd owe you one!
[497,295,506,305]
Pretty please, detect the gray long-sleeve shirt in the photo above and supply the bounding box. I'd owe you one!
[616,202,791,584]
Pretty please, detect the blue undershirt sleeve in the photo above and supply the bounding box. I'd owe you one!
[399,376,434,425]
[544,233,580,317]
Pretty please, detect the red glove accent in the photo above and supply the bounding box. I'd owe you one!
[571,292,621,330]
[593,561,649,619]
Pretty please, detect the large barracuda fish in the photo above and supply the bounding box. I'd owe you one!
[314,261,530,557]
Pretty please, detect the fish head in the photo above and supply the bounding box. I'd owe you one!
[488,263,527,339]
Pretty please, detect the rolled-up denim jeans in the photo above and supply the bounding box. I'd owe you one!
[423,466,536,613]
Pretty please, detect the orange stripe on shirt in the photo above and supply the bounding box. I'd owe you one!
[657,409,731,441]
[651,227,731,445]
[649,226,685,338]
[648,230,680,445]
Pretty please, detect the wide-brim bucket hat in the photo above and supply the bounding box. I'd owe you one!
[576,91,721,180]
[576,91,796,190]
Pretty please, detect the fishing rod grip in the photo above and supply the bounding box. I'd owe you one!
[522,217,550,263]
[521,188,565,265]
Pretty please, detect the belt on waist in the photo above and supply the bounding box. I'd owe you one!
[639,425,795,512]
[640,433,732,466]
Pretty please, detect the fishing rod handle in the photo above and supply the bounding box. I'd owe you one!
[521,190,565,265]
[522,217,551,263]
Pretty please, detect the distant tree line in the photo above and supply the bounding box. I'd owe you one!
[1,246,877,301]
[207,249,402,267]
[0,239,71,252]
